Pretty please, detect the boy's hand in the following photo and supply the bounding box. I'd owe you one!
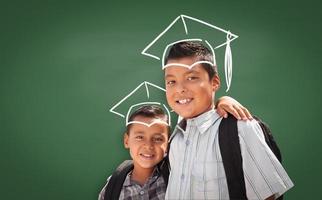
[216,96,252,120]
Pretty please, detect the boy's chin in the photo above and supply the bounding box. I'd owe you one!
[175,106,213,119]
[137,162,160,170]
[136,158,163,169]
[176,111,197,119]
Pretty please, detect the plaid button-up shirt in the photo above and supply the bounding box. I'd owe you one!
[99,167,166,200]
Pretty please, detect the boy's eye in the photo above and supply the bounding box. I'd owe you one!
[153,137,164,143]
[187,76,198,81]
[135,135,144,140]
[166,80,175,86]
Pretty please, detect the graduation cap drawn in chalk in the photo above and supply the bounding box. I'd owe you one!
[141,14,238,91]
[109,81,171,127]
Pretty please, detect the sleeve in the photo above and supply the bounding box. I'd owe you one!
[237,120,294,200]
[98,176,111,200]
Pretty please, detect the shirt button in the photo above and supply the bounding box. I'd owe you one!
[185,140,190,146]
[181,174,185,180]
[139,190,145,195]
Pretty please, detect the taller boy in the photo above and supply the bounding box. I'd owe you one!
[164,41,293,199]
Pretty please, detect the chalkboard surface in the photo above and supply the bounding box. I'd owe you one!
[1,0,322,199]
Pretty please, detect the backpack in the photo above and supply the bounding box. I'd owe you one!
[219,114,283,200]
[103,158,170,200]
[104,115,282,200]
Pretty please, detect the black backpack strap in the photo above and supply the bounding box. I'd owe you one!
[104,160,134,200]
[219,114,247,200]
[157,156,170,186]
[156,133,172,186]
[159,124,178,186]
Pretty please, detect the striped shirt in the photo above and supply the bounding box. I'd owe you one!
[99,167,166,200]
[165,109,294,199]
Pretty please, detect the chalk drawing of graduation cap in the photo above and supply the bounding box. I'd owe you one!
[141,14,239,91]
[109,81,171,127]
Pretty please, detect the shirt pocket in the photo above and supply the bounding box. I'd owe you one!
[191,160,226,195]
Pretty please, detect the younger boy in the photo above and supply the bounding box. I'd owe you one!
[99,105,170,200]
[164,41,293,199]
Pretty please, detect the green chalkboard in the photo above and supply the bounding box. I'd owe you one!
[1,0,322,199]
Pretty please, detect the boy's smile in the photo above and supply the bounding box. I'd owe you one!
[124,116,169,171]
[177,98,192,104]
[165,56,220,119]
[174,96,194,109]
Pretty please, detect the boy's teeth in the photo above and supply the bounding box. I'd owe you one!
[141,153,153,158]
[178,99,191,104]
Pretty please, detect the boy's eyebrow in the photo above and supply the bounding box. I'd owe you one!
[185,70,200,76]
[165,69,200,79]
[153,132,167,136]
[165,74,175,79]
[132,131,145,135]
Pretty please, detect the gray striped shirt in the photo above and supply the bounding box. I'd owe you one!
[99,168,166,200]
[165,109,293,200]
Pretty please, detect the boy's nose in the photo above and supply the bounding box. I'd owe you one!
[144,141,154,149]
[175,83,187,94]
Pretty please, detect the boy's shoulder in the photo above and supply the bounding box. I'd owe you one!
[219,115,266,144]
[101,160,133,200]
[100,159,168,200]
[237,118,265,140]
[107,158,169,188]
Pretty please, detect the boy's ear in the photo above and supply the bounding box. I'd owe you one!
[123,133,129,149]
[211,74,220,91]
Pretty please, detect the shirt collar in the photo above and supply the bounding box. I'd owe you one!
[123,167,160,187]
[173,109,220,135]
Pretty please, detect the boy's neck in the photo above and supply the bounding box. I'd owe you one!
[131,165,155,185]
[184,105,215,120]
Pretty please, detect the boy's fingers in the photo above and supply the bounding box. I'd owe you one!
[216,107,228,118]
[233,105,253,121]
[242,107,253,120]
[217,102,246,120]
[233,105,246,120]
[228,105,241,120]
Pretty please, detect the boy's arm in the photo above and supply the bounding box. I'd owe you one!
[216,96,252,120]
[238,120,294,199]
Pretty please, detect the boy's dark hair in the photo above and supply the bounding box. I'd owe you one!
[126,105,169,134]
[165,41,218,79]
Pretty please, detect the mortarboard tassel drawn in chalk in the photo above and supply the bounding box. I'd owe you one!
[141,14,238,92]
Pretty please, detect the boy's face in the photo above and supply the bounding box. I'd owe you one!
[165,56,220,119]
[124,116,169,170]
